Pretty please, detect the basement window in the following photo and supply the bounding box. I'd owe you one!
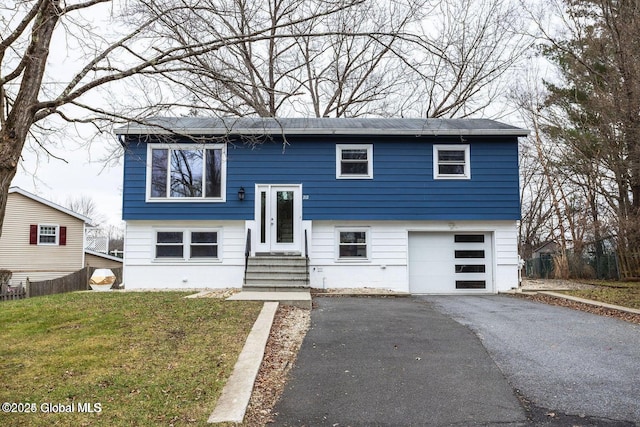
[155,229,220,261]
[336,228,370,260]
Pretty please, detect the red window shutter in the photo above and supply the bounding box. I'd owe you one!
[30,225,38,245]
[59,226,67,246]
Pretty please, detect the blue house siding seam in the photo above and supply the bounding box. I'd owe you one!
[121,135,520,221]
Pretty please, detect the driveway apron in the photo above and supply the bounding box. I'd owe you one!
[273,297,527,426]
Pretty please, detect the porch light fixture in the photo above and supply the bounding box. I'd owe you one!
[238,187,245,201]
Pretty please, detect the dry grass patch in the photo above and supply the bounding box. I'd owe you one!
[560,281,640,310]
[0,292,262,426]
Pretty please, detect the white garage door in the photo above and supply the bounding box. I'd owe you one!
[409,232,493,294]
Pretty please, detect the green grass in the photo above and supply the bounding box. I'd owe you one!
[561,281,640,310]
[0,292,262,426]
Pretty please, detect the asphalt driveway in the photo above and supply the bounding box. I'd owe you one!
[273,296,639,426]
[273,297,526,426]
[428,295,640,425]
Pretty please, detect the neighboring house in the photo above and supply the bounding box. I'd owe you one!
[116,117,528,294]
[0,187,123,286]
[85,250,124,270]
[532,241,560,259]
[0,187,91,285]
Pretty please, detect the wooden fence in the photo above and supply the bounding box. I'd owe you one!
[0,267,123,301]
[0,283,27,301]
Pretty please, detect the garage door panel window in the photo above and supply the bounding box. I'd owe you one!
[337,229,369,260]
[455,264,486,273]
[456,280,486,289]
[455,250,485,258]
[454,234,484,243]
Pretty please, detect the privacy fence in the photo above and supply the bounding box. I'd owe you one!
[0,267,123,302]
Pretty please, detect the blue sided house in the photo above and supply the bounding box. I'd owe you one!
[116,117,528,294]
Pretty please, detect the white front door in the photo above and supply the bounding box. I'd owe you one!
[255,185,302,253]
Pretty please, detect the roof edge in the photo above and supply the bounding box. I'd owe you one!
[116,127,529,137]
[85,249,124,263]
[114,117,530,138]
[8,187,93,224]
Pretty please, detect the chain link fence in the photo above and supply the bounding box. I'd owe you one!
[525,252,619,280]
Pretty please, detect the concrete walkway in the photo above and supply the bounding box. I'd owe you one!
[226,290,312,309]
[272,297,527,426]
[208,302,279,423]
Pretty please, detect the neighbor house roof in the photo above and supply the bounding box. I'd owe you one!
[8,187,92,224]
[85,249,124,263]
[115,117,530,137]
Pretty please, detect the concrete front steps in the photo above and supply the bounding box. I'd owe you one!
[228,255,312,309]
[244,255,309,291]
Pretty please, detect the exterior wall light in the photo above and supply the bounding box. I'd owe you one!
[238,187,245,201]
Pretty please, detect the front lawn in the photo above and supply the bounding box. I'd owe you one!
[0,292,262,426]
[561,281,640,310]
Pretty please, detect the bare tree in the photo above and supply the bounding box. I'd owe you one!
[64,194,107,225]
[139,0,427,117]
[0,0,362,236]
[139,0,530,118]
[523,0,640,275]
[397,0,530,118]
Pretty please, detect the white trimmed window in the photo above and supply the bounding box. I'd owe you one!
[336,144,373,179]
[336,228,370,260]
[154,230,220,260]
[148,143,226,201]
[30,224,66,246]
[433,145,470,179]
[38,225,59,245]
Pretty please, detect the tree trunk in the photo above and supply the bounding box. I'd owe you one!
[0,0,60,238]
[0,125,28,238]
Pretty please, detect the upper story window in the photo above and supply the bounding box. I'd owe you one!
[336,144,373,179]
[433,145,470,179]
[148,144,226,201]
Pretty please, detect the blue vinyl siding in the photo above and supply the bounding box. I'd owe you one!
[122,135,520,220]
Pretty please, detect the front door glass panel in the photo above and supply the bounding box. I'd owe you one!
[276,191,294,243]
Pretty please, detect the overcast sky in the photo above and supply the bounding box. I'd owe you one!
[11,136,124,228]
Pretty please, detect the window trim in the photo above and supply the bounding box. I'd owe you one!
[433,144,470,180]
[335,227,371,262]
[146,143,227,202]
[38,224,59,246]
[336,144,373,179]
[153,228,222,262]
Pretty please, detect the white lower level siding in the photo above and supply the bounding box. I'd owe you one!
[124,220,246,289]
[309,220,518,293]
[123,219,519,293]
